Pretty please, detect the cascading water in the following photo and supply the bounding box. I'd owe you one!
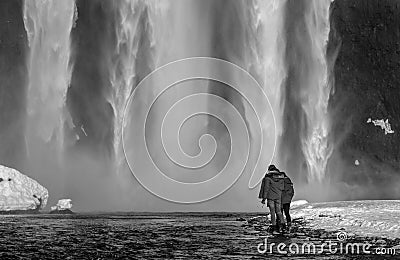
[251,0,287,173]
[21,0,76,207]
[253,0,287,111]
[110,0,156,166]
[300,0,334,183]
[1,0,337,210]
[280,0,334,184]
[23,0,76,154]
[204,0,287,190]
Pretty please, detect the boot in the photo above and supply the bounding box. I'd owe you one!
[278,223,285,234]
[281,223,287,232]
[268,225,275,233]
[271,225,280,235]
[287,222,292,232]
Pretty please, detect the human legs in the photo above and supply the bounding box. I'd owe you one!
[267,200,276,225]
[274,201,284,226]
[282,203,291,224]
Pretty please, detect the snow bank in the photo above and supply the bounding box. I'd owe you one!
[290,200,308,209]
[51,199,72,211]
[0,165,48,211]
[291,200,400,239]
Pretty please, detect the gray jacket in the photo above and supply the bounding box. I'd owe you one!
[258,170,284,201]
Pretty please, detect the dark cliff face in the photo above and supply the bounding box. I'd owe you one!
[329,0,400,198]
[0,0,27,168]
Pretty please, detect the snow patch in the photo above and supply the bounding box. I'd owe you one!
[290,200,309,209]
[0,165,48,211]
[291,200,400,239]
[367,118,394,135]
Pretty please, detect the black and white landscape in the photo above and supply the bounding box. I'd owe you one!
[0,0,399,259]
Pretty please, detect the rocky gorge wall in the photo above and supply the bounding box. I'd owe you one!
[329,0,400,199]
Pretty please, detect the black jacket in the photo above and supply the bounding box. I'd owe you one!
[281,174,294,204]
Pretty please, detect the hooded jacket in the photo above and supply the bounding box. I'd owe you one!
[281,173,294,204]
[258,170,284,201]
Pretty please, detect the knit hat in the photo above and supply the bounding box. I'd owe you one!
[268,164,279,172]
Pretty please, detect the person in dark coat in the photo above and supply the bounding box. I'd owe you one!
[280,172,294,228]
[258,165,285,234]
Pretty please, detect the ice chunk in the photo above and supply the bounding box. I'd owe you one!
[52,199,72,211]
[0,165,48,211]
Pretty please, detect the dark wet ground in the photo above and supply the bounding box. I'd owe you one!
[0,213,398,259]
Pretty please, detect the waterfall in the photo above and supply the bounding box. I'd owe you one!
[23,0,76,153]
[254,0,287,169]
[208,0,288,189]
[12,0,337,209]
[300,0,334,182]
[280,0,334,183]
[110,0,157,166]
